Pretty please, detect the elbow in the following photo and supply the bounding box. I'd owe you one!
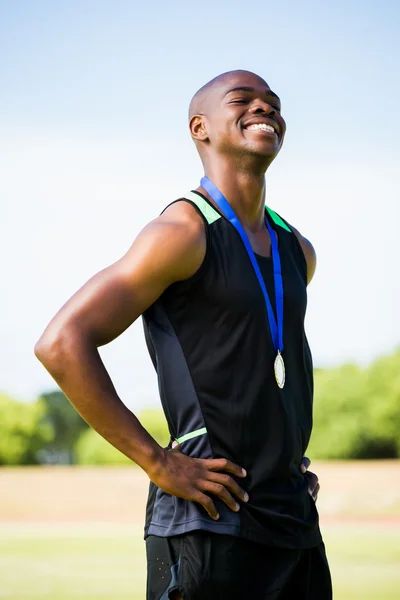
[34,333,58,369]
[34,335,51,364]
[34,329,72,375]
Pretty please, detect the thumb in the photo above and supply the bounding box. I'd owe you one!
[171,440,182,451]
[300,456,311,474]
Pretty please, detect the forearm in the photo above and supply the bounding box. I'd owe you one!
[34,331,164,474]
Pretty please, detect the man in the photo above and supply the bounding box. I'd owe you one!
[35,70,332,599]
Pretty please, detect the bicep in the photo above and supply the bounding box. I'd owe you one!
[42,215,205,347]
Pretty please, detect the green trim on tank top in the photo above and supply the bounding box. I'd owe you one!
[265,207,292,232]
[184,191,291,233]
[184,192,221,224]
[176,427,208,445]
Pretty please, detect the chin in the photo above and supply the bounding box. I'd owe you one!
[219,139,282,165]
[248,143,282,161]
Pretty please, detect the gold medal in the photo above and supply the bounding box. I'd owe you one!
[274,351,285,388]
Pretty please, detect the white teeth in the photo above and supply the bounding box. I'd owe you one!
[247,123,275,133]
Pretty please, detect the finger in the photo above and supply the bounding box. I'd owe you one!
[202,480,240,513]
[300,456,311,473]
[195,491,219,520]
[206,458,247,478]
[311,483,320,502]
[306,472,318,491]
[308,481,319,497]
[209,472,249,503]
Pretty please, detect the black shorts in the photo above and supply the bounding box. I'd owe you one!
[146,531,332,600]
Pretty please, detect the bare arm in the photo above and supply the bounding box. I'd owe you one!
[291,226,317,285]
[35,202,247,519]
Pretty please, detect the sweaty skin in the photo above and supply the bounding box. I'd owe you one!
[34,70,318,529]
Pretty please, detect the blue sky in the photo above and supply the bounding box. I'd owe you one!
[1,1,399,407]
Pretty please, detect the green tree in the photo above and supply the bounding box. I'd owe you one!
[308,364,369,459]
[39,390,90,463]
[75,408,169,465]
[308,350,400,459]
[0,394,52,465]
[359,351,400,458]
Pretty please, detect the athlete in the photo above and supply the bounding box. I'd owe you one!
[35,70,332,599]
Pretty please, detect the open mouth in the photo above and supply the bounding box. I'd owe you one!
[245,123,277,135]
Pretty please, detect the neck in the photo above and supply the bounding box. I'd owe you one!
[200,158,267,231]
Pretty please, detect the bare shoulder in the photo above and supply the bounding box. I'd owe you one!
[289,224,317,285]
[158,198,207,235]
[119,199,207,285]
[153,199,207,276]
[34,198,208,353]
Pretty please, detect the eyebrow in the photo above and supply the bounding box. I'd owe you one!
[224,86,281,103]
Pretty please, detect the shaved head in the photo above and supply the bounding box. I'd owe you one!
[187,69,285,169]
[189,70,269,120]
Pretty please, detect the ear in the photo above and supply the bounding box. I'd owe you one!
[189,115,209,142]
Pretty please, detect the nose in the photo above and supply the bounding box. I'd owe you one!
[250,100,276,116]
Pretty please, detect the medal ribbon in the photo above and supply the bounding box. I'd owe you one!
[200,176,284,353]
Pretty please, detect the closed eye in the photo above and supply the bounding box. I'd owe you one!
[229,97,281,112]
[271,103,281,112]
[229,98,249,104]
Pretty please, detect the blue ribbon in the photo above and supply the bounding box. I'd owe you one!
[200,176,284,353]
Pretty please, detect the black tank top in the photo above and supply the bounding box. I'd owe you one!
[143,191,321,549]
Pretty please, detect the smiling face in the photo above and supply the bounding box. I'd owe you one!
[190,71,286,166]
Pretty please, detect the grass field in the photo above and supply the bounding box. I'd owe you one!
[1,522,400,599]
[1,464,399,599]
